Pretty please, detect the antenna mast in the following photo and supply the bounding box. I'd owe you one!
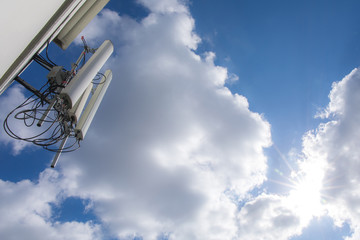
[0,0,114,168]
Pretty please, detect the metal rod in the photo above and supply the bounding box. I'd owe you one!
[14,76,50,103]
[51,135,69,168]
[37,98,57,127]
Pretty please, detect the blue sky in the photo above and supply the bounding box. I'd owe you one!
[1,0,360,239]
[191,0,360,146]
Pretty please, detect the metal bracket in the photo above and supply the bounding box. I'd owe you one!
[14,76,50,104]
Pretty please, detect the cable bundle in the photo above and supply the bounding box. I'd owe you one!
[3,80,80,153]
[3,39,108,154]
[3,43,81,153]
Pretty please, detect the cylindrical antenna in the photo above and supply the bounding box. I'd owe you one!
[75,69,112,140]
[60,40,113,109]
[68,82,93,124]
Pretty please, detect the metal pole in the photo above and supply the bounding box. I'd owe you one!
[37,98,57,127]
[50,135,69,168]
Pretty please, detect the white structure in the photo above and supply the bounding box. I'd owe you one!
[68,82,93,123]
[75,69,112,140]
[0,0,110,95]
[54,0,110,49]
[60,40,113,108]
[0,0,114,168]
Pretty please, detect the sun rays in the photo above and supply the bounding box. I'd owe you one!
[270,145,327,223]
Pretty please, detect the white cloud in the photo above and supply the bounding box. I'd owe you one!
[137,0,188,14]
[5,0,358,239]
[0,85,32,154]
[235,150,327,240]
[54,1,271,239]
[227,73,240,84]
[238,67,360,240]
[237,194,303,240]
[233,67,360,240]
[73,8,124,47]
[8,0,354,239]
[300,68,360,239]
[0,169,101,240]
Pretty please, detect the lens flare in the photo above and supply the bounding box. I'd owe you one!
[272,145,326,223]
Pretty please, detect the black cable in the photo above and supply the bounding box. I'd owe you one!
[45,138,81,153]
[2,41,89,154]
[45,41,57,66]
[92,72,107,85]
[4,94,81,152]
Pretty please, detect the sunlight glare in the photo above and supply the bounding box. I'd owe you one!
[286,162,325,223]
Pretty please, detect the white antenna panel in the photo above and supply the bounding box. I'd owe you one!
[54,0,110,50]
[68,82,93,123]
[75,69,112,140]
[60,40,113,108]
